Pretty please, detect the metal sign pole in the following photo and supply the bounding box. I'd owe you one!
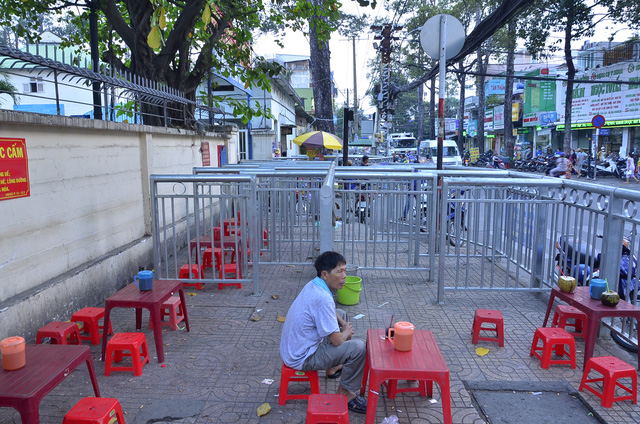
[437,15,447,171]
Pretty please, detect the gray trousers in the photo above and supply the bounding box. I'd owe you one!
[302,309,367,394]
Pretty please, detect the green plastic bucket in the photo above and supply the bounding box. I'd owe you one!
[337,276,363,305]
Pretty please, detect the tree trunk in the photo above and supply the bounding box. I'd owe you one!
[309,2,333,134]
[456,61,465,153]
[563,10,575,154]
[477,47,486,153]
[417,82,424,140]
[504,19,516,158]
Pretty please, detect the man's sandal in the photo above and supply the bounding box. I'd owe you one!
[347,395,367,414]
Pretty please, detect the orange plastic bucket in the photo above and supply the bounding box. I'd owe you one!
[389,321,415,352]
[1,336,26,371]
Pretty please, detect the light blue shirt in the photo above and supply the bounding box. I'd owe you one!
[280,279,339,369]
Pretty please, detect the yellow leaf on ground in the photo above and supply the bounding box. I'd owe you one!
[271,295,279,300]
[276,315,286,323]
[256,402,271,417]
[475,347,490,356]
[186,292,197,296]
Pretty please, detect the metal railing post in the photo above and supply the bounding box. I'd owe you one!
[249,177,260,295]
[319,160,337,253]
[600,194,625,294]
[437,179,448,304]
[530,201,548,289]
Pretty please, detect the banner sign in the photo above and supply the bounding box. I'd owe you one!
[557,61,640,123]
[493,105,505,130]
[470,147,479,162]
[0,138,30,201]
[523,69,556,127]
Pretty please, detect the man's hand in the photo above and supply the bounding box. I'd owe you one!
[329,322,354,346]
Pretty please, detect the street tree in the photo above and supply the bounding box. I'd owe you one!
[0,0,341,128]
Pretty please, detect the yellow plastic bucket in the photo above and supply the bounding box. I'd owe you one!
[337,276,363,305]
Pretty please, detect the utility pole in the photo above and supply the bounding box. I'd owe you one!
[352,36,359,136]
[371,23,402,155]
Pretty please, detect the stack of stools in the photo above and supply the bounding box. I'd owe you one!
[36,321,82,345]
[278,362,320,405]
[104,333,150,376]
[529,327,576,369]
[179,264,203,290]
[70,307,113,345]
[579,356,637,408]
[63,397,125,423]
[202,247,223,274]
[472,309,505,346]
[149,296,184,331]
[552,304,587,338]
[306,394,349,424]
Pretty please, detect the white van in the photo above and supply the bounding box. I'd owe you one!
[418,140,462,166]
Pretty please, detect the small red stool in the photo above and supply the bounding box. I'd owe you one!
[306,394,349,424]
[384,379,431,399]
[579,356,637,408]
[529,327,576,369]
[472,309,504,346]
[36,321,82,345]
[63,397,125,423]
[149,296,184,331]
[179,264,203,290]
[71,307,113,345]
[278,362,320,405]
[202,247,223,273]
[552,304,587,338]
[104,332,150,377]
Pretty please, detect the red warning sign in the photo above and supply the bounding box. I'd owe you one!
[0,138,30,201]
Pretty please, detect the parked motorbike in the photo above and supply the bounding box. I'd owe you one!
[355,192,371,223]
[415,188,466,246]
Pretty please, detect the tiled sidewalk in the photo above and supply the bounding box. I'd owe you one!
[2,264,639,423]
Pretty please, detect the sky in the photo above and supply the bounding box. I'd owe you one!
[254,2,639,117]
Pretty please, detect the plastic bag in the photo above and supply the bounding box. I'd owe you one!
[381,415,399,424]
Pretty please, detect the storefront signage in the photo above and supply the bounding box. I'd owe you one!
[557,61,640,123]
[557,117,640,130]
[512,103,520,122]
[517,127,529,134]
[0,138,30,201]
[493,105,505,130]
[470,147,479,162]
[484,109,494,131]
[201,142,210,166]
[523,69,556,127]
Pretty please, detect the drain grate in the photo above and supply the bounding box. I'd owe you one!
[465,381,603,424]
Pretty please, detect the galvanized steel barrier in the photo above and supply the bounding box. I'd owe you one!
[151,161,639,351]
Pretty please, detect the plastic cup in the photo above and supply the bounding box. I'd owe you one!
[1,336,26,371]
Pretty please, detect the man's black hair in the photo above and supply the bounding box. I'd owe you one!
[314,251,346,277]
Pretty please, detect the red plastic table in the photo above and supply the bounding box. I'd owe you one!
[542,286,640,369]
[0,344,100,424]
[101,279,190,363]
[360,329,452,424]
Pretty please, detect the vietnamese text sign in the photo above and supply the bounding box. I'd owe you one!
[557,61,640,123]
[0,138,30,200]
[523,69,556,127]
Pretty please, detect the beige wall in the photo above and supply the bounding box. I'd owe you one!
[0,111,236,341]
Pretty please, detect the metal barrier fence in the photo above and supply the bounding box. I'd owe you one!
[151,162,640,351]
[150,174,259,293]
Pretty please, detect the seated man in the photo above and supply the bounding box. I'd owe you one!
[280,251,367,414]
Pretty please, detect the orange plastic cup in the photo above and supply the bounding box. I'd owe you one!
[1,336,26,371]
[390,321,415,352]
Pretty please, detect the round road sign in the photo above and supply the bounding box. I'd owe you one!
[420,14,465,61]
[592,115,605,128]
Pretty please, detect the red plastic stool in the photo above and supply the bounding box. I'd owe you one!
[472,309,505,346]
[179,264,203,290]
[71,307,113,345]
[63,397,125,423]
[149,296,184,331]
[104,333,150,377]
[552,304,587,338]
[579,356,637,408]
[278,362,320,405]
[36,321,82,345]
[384,379,431,399]
[202,247,223,272]
[529,327,576,369]
[306,394,349,424]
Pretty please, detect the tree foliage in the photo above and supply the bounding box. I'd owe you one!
[0,0,340,127]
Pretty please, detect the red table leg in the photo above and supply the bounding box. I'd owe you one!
[365,374,381,424]
[438,374,453,424]
[100,306,112,361]
[149,307,166,363]
[84,357,101,397]
[178,288,190,331]
[542,291,557,327]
